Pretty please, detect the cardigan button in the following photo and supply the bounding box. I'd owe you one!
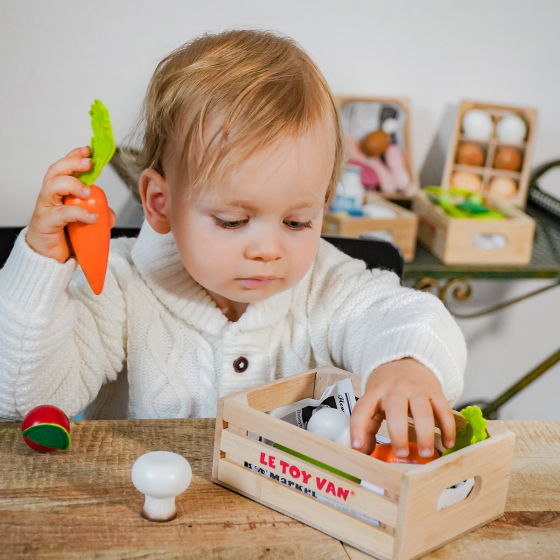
[233,357,249,373]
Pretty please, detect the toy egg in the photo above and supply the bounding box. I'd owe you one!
[381,118,399,134]
[450,171,483,192]
[496,113,527,144]
[360,129,390,157]
[306,407,351,447]
[488,177,517,198]
[456,142,485,167]
[462,109,493,141]
[493,147,522,171]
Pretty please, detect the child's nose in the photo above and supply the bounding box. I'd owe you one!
[244,229,282,262]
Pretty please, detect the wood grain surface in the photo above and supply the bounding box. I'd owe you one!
[0,419,558,559]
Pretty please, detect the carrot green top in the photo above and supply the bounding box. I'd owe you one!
[77,99,115,186]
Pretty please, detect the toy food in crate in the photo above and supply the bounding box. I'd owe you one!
[212,367,515,560]
[337,96,419,200]
[441,100,537,208]
[323,172,418,261]
[414,187,535,265]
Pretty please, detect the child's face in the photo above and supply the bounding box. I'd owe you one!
[163,119,334,316]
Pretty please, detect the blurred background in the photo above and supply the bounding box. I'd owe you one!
[1,0,558,419]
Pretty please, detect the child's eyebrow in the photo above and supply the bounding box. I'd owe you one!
[218,200,321,211]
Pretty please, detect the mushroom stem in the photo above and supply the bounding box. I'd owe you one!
[143,495,177,521]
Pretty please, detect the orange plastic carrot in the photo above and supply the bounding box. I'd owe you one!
[370,442,440,464]
[64,100,115,294]
[64,185,111,294]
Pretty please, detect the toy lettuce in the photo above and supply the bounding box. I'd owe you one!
[443,405,489,455]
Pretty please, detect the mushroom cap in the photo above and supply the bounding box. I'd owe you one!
[306,407,350,443]
[131,451,192,498]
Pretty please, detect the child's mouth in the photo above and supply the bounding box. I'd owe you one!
[238,277,277,289]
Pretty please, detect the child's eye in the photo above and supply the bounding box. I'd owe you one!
[284,220,313,230]
[213,217,249,229]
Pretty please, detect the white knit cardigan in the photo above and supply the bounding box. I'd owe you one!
[0,223,466,420]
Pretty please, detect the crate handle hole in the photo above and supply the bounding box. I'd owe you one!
[471,233,508,250]
[436,476,481,510]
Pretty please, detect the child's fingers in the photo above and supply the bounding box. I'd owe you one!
[40,176,92,205]
[432,396,457,449]
[50,205,99,228]
[43,153,91,184]
[65,146,91,159]
[109,208,117,228]
[409,397,436,457]
[384,397,410,456]
[350,390,380,452]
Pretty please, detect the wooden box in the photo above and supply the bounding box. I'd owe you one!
[441,100,537,208]
[322,193,418,261]
[337,96,419,200]
[413,191,535,265]
[212,367,516,560]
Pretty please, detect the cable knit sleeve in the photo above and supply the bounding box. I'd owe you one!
[307,241,466,405]
[0,229,129,419]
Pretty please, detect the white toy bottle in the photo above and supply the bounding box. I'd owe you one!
[330,165,364,214]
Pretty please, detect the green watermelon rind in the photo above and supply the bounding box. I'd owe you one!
[22,423,71,450]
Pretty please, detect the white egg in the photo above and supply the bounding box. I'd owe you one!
[382,118,399,134]
[496,113,527,144]
[462,109,493,141]
[306,407,351,447]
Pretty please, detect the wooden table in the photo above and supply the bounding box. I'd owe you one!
[0,419,558,559]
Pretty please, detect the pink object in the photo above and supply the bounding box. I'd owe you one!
[348,159,380,189]
[367,157,398,193]
[384,144,411,191]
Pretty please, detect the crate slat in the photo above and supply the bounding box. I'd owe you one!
[217,458,395,560]
[219,427,399,527]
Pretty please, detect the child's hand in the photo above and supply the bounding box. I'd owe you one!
[26,147,115,263]
[350,358,456,459]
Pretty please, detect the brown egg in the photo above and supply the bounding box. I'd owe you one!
[456,142,485,167]
[488,177,517,198]
[493,147,522,171]
[450,171,483,192]
[360,130,390,157]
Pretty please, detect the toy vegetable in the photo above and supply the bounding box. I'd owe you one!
[131,451,192,521]
[64,100,115,294]
[424,185,506,219]
[443,405,488,455]
[21,404,71,452]
[370,442,440,464]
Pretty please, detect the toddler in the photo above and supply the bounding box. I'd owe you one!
[0,29,465,459]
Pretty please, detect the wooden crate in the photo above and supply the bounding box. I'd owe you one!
[212,367,516,560]
[441,100,537,208]
[336,96,419,200]
[322,193,418,261]
[413,190,535,265]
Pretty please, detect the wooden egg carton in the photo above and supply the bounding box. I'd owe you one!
[441,100,537,208]
[336,96,419,200]
[212,367,516,560]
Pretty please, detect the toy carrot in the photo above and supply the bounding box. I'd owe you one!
[64,100,115,294]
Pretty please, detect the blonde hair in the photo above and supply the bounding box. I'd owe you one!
[135,29,342,200]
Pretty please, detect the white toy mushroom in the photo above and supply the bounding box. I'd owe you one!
[306,407,351,447]
[131,451,192,521]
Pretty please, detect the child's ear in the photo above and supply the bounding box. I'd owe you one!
[138,169,171,234]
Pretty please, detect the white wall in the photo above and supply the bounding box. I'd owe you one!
[1,0,559,419]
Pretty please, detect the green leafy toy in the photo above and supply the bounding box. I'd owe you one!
[424,186,506,219]
[443,405,489,455]
[77,99,116,186]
